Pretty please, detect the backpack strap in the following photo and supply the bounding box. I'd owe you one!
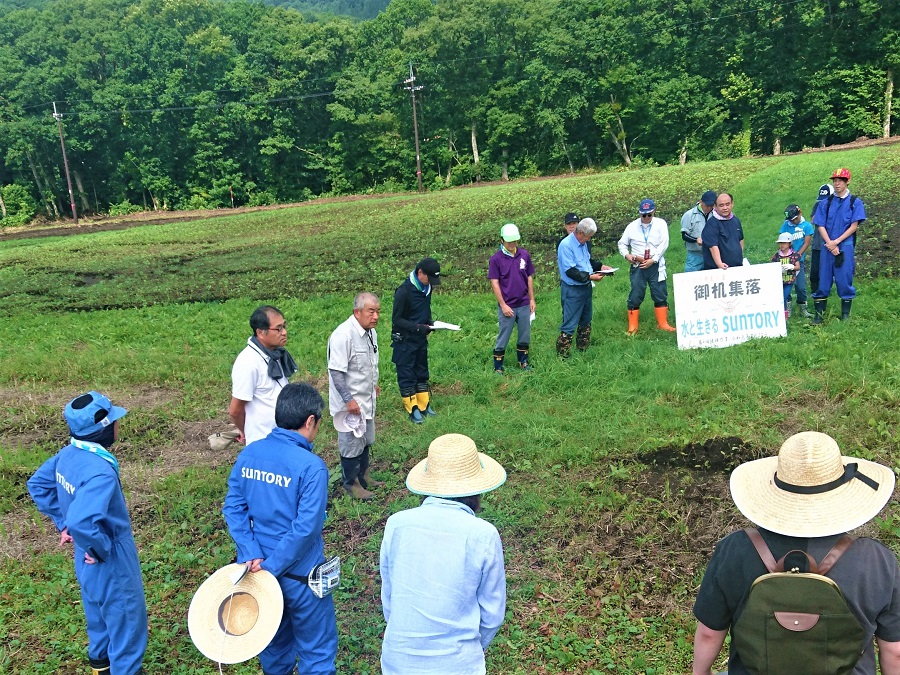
[744,527,856,575]
[744,528,779,572]
[818,535,856,575]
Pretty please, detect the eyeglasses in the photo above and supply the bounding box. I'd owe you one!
[266,323,287,333]
[640,213,653,218]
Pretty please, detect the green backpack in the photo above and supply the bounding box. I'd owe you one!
[732,528,866,675]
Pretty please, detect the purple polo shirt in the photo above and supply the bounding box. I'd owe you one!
[488,247,534,308]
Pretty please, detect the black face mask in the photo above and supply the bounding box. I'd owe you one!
[72,424,116,449]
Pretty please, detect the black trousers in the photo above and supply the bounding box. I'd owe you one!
[391,338,429,396]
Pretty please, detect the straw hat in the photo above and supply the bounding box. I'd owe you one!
[333,410,365,438]
[188,563,284,664]
[730,432,895,537]
[406,434,506,498]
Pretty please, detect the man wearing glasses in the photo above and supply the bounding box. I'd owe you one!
[618,198,676,335]
[230,305,298,444]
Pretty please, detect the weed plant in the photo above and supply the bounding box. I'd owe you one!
[1,147,899,673]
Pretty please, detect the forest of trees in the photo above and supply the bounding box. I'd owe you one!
[0,0,897,222]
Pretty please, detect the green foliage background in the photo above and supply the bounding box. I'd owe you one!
[1,147,900,673]
[0,0,898,220]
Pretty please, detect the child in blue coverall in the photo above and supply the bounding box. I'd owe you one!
[27,391,147,675]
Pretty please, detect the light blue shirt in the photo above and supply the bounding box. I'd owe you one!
[557,232,593,286]
[380,497,506,675]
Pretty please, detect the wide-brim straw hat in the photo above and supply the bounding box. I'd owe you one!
[730,431,895,537]
[406,433,506,498]
[188,563,284,664]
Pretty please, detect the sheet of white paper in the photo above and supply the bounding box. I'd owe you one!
[530,312,536,322]
[431,320,461,331]
[600,267,619,274]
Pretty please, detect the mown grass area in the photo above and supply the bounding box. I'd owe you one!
[2,146,900,673]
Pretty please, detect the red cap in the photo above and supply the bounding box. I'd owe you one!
[831,167,851,180]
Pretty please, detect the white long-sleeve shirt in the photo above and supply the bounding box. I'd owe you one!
[380,497,506,675]
[617,216,670,281]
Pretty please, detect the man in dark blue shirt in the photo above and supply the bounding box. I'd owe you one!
[702,193,744,270]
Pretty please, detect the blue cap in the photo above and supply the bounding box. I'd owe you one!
[639,198,656,214]
[817,183,834,201]
[701,190,717,206]
[64,391,128,437]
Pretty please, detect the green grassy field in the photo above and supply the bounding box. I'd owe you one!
[2,145,900,673]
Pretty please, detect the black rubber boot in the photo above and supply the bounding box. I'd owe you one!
[516,343,531,370]
[811,299,827,325]
[493,349,505,372]
[89,658,110,675]
[556,332,572,359]
[575,325,591,351]
[841,299,852,320]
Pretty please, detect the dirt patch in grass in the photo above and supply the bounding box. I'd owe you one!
[643,436,760,473]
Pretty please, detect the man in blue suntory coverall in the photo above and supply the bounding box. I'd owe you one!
[28,391,148,675]
[223,382,338,675]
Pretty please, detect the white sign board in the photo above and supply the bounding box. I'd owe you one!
[673,263,786,350]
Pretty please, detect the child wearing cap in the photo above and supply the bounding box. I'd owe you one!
[771,233,800,319]
[778,204,814,318]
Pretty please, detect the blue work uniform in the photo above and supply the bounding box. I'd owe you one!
[27,444,148,675]
[223,427,337,675]
[813,193,866,301]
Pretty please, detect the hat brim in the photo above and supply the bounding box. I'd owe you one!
[406,452,507,498]
[188,564,284,664]
[107,404,128,424]
[730,456,895,537]
[428,275,441,286]
[333,411,365,437]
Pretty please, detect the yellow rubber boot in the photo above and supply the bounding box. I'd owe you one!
[627,309,640,335]
[416,391,436,416]
[402,395,423,423]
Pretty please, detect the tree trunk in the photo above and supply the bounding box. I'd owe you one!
[38,161,62,217]
[773,137,781,155]
[27,152,53,217]
[679,138,688,165]
[885,68,894,139]
[607,98,632,167]
[446,131,453,186]
[470,120,481,183]
[0,189,6,219]
[501,148,509,181]
[73,169,90,213]
[585,144,593,169]
[563,141,575,173]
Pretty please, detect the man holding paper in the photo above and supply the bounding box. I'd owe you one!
[391,258,442,424]
[618,198,676,335]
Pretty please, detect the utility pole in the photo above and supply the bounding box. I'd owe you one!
[52,102,78,224]
[404,63,424,193]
